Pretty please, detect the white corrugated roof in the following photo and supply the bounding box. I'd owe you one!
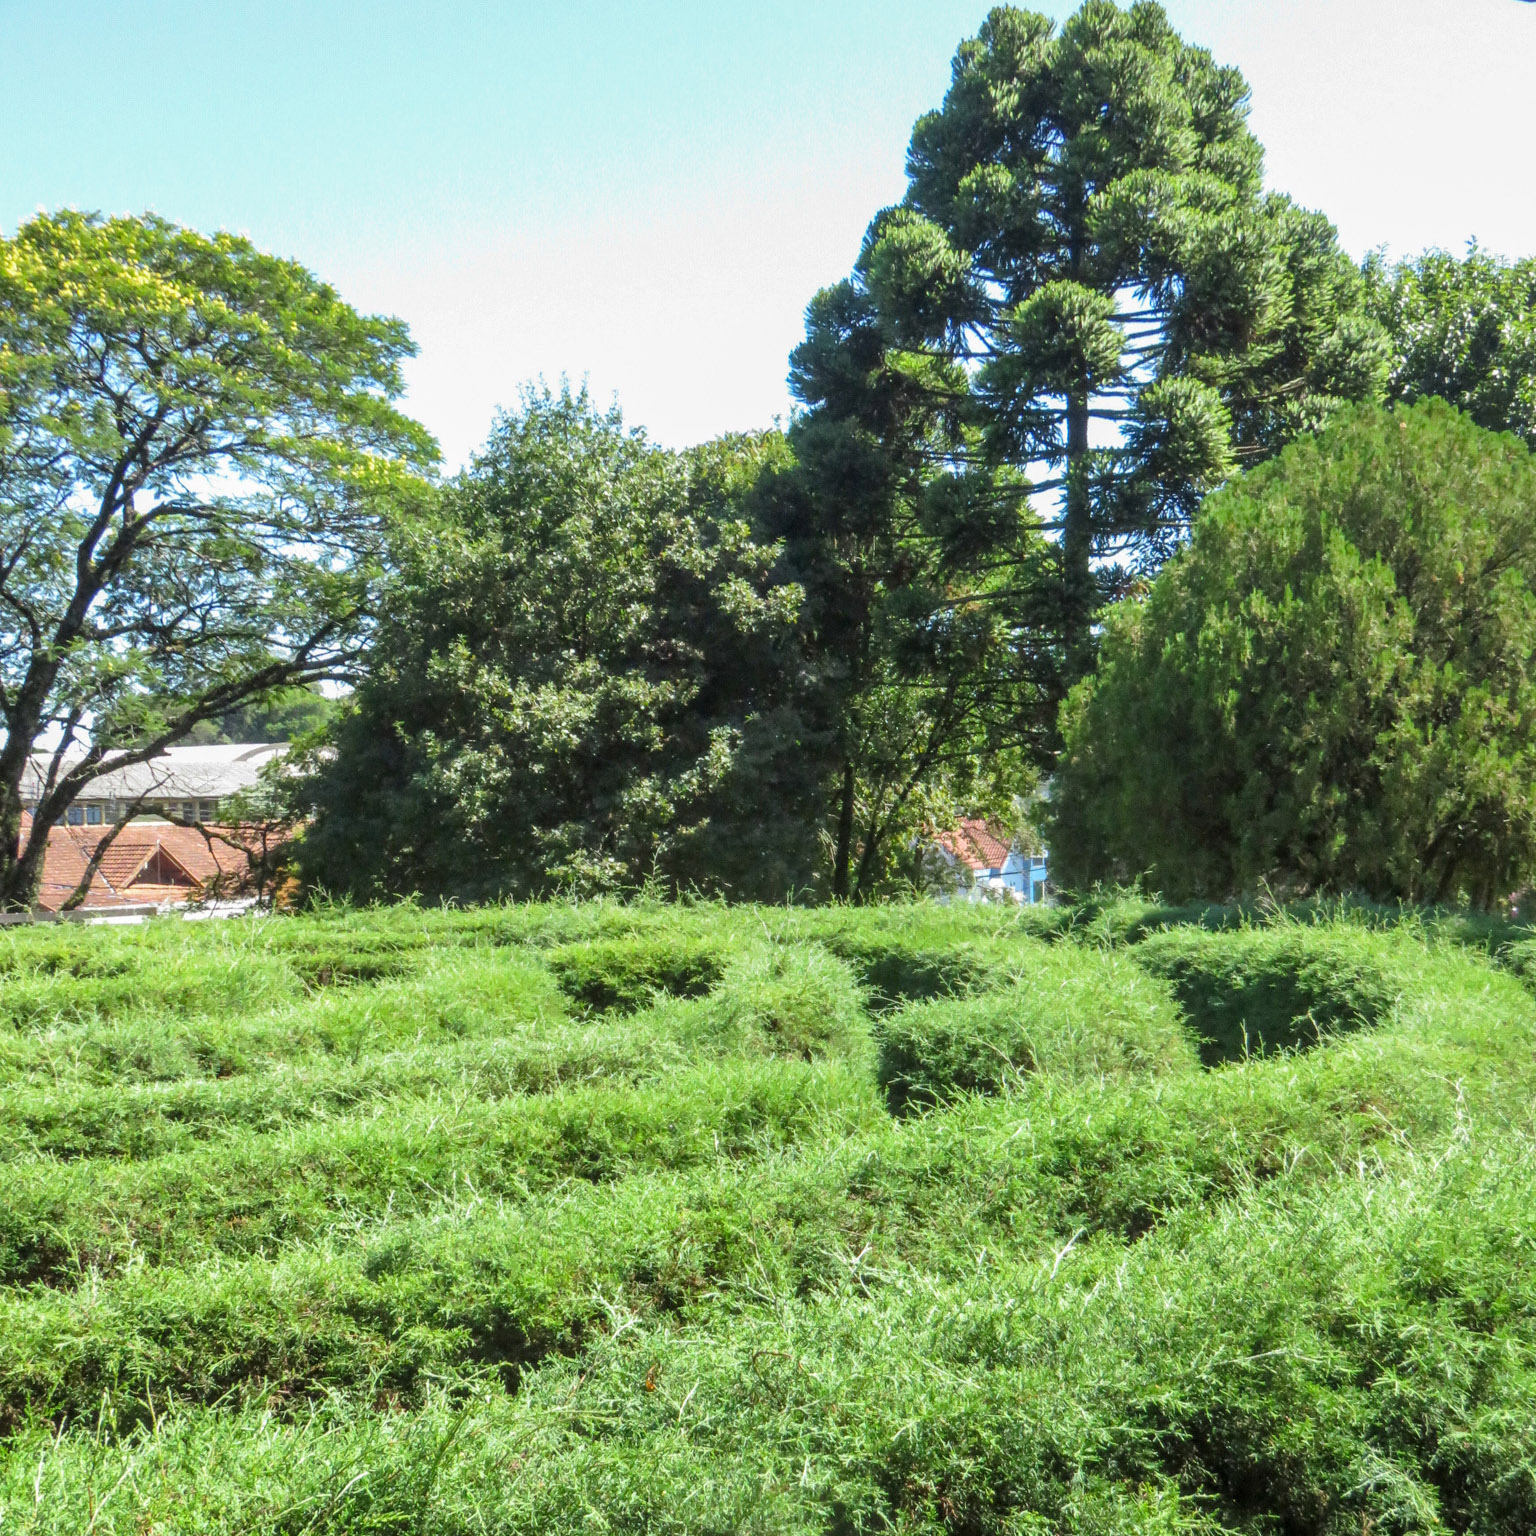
[22,743,287,802]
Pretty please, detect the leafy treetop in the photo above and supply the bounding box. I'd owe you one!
[0,209,434,906]
[1367,242,1536,446]
[1049,400,1536,907]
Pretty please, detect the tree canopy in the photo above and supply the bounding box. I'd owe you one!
[0,209,433,906]
[185,686,337,745]
[1049,400,1536,906]
[766,319,1053,901]
[1367,243,1536,446]
[802,1,1385,688]
[301,388,811,901]
[21,11,1536,916]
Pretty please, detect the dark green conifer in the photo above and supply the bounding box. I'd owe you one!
[800,2,1386,686]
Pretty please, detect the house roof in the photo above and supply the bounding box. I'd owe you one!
[24,814,269,912]
[21,743,287,805]
[934,818,1016,873]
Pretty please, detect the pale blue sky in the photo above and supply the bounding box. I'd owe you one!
[4,1,1534,466]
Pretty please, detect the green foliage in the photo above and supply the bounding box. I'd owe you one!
[1051,400,1536,905]
[184,684,338,744]
[800,904,1042,1007]
[0,210,434,907]
[546,935,725,1013]
[2,899,1536,1530]
[302,387,813,901]
[697,942,869,1060]
[1131,925,1403,1065]
[764,300,1052,899]
[875,943,1194,1111]
[1367,242,1536,444]
[795,1,1385,701]
[0,921,304,1027]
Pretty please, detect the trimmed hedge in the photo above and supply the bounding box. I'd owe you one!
[875,943,1193,1112]
[1132,925,1403,1065]
[546,936,725,1012]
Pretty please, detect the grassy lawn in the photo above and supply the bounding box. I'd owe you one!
[2,897,1535,1532]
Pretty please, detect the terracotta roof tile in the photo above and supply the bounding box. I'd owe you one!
[933,817,1016,872]
[21,813,286,912]
[94,842,156,889]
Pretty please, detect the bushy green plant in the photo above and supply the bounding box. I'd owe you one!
[788,904,1042,1007]
[4,899,1536,1531]
[1367,242,1536,445]
[546,935,724,1013]
[875,943,1193,1111]
[684,942,869,1059]
[1051,400,1536,906]
[1132,924,1405,1065]
[1498,936,1536,993]
[298,389,812,902]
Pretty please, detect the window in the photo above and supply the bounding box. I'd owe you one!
[199,799,218,822]
[66,806,84,826]
[85,805,103,825]
[181,800,198,821]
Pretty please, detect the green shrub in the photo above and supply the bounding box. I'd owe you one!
[1051,400,1536,905]
[0,947,570,1090]
[790,907,1032,1009]
[0,929,301,1029]
[682,942,869,1060]
[546,935,725,1012]
[281,943,422,988]
[1498,935,1536,992]
[0,1059,879,1284]
[875,944,1194,1112]
[1132,925,1404,1065]
[3,901,1536,1531]
[826,936,1001,1010]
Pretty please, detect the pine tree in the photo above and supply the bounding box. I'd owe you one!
[801,2,1386,686]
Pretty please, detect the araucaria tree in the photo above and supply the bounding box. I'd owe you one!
[766,292,1055,902]
[811,1,1384,685]
[0,210,433,908]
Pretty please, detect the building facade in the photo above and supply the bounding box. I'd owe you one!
[931,819,1049,905]
[16,743,290,915]
[21,743,286,827]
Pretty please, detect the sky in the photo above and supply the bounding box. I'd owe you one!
[4,0,1535,469]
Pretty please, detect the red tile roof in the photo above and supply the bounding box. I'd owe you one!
[22,814,275,912]
[933,818,1016,873]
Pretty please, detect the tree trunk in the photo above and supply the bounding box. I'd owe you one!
[850,811,881,907]
[0,647,73,911]
[1061,387,1096,688]
[831,757,856,901]
[0,799,49,913]
[0,736,49,912]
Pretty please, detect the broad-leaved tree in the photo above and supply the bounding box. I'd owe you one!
[0,211,433,907]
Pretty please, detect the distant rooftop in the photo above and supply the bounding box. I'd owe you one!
[935,818,1017,874]
[22,742,287,807]
[22,812,268,913]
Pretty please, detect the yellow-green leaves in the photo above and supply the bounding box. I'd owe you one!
[0,210,438,905]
